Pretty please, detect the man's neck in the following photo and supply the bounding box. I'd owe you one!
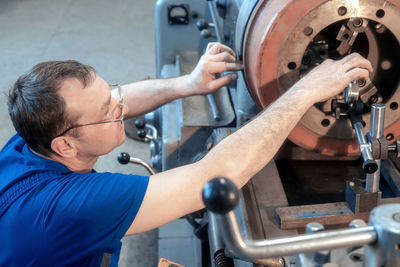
[30,148,98,173]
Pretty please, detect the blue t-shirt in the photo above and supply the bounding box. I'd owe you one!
[0,134,149,267]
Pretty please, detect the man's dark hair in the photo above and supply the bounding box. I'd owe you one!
[8,60,96,156]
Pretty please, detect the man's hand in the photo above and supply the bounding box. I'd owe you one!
[185,42,243,95]
[294,53,373,104]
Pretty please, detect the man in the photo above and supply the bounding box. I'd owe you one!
[0,42,372,266]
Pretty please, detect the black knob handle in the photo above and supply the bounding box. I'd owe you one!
[196,19,209,31]
[135,119,146,129]
[118,152,131,165]
[137,129,147,139]
[201,29,215,39]
[363,159,378,174]
[202,177,239,214]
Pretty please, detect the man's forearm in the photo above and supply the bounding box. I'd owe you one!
[121,75,192,117]
[199,84,313,187]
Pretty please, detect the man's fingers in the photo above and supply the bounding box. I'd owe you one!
[345,68,371,82]
[207,43,236,57]
[341,53,373,73]
[205,61,243,73]
[207,73,238,91]
[208,51,237,63]
[206,42,217,52]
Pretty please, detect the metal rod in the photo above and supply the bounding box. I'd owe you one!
[208,213,225,259]
[366,104,386,192]
[129,157,156,175]
[206,0,223,121]
[206,94,221,121]
[369,103,385,138]
[354,122,374,163]
[207,0,225,43]
[217,211,376,260]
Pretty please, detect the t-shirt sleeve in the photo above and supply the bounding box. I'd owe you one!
[41,172,149,258]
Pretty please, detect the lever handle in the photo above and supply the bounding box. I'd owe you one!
[134,119,146,129]
[117,152,131,165]
[137,129,147,139]
[117,152,156,175]
[202,177,238,214]
[196,19,209,30]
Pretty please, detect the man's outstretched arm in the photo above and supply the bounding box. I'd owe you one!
[118,43,242,117]
[126,53,373,235]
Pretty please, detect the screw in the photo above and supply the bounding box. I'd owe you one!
[352,18,363,28]
[386,133,394,141]
[304,27,313,36]
[357,79,366,87]
[338,6,347,16]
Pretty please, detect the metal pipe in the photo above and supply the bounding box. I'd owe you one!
[369,104,385,138]
[208,213,225,257]
[217,211,376,260]
[128,157,156,175]
[366,161,381,192]
[354,122,374,163]
[207,0,225,43]
[366,104,386,192]
[146,124,158,141]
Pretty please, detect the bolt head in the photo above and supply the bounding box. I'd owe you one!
[306,222,324,233]
[349,219,367,228]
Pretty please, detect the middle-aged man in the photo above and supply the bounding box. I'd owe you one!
[0,43,372,266]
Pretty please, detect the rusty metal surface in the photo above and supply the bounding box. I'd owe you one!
[242,0,400,156]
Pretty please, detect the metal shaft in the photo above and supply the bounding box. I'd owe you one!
[207,0,225,43]
[217,211,376,260]
[354,122,375,167]
[366,104,385,192]
[129,157,156,175]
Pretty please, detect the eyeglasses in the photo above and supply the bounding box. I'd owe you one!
[55,84,124,137]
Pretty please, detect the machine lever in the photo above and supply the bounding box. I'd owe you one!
[117,152,156,175]
[207,0,225,43]
[196,19,215,31]
[202,178,400,264]
[353,122,378,174]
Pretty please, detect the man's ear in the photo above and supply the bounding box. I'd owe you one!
[50,137,77,158]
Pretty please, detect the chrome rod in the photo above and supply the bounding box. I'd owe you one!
[366,104,386,192]
[217,211,376,260]
[207,0,225,43]
[129,157,156,175]
[354,122,374,163]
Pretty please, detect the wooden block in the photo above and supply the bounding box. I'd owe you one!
[276,202,370,230]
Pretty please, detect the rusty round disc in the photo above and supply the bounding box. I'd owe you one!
[242,0,400,156]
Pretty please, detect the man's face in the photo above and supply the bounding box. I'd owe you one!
[58,74,127,158]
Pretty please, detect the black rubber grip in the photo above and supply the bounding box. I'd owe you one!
[202,177,239,214]
[363,159,378,174]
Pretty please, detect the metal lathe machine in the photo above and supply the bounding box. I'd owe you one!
[123,0,400,266]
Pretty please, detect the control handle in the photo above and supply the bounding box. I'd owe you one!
[117,152,156,175]
[117,152,131,165]
[202,177,239,214]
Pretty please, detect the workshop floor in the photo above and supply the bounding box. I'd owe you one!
[0,0,158,266]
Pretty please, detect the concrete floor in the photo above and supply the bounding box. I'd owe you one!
[0,0,158,266]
